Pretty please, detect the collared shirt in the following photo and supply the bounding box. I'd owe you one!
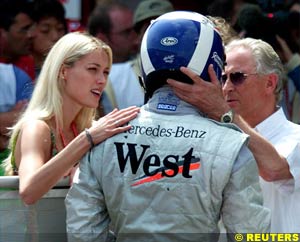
[0,63,33,112]
[108,60,144,109]
[256,107,300,232]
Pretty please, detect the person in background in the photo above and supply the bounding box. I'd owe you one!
[2,32,139,205]
[87,0,139,116]
[66,12,269,242]
[0,64,33,175]
[107,0,174,109]
[207,0,244,28]
[167,37,300,232]
[275,3,300,123]
[88,0,138,63]
[276,34,300,123]
[31,0,68,78]
[0,0,35,80]
[0,0,35,173]
[206,15,239,46]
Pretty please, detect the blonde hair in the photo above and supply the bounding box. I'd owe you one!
[3,32,112,175]
[207,15,239,46]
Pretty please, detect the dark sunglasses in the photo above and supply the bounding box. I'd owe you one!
[221,72,257,85]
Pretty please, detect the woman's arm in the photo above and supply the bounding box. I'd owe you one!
[18,106,139,205]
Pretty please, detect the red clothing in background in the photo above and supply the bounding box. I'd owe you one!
[0,55,35,81]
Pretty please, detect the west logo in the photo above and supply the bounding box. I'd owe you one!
[114,142,201,186]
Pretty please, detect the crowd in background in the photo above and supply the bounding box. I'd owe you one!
[93,0,300,119]
[0,0,299,153]
[0,0,299,236]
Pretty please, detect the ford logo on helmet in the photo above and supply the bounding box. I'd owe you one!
[160,37,178,46]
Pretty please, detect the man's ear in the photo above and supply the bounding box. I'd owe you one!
[266,73,278,93]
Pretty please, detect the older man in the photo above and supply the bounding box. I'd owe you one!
[66,13,269,242]
[168,37,300,232]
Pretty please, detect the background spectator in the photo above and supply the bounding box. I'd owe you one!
[88,0,138,63]
[107,0,175,109]
[0,63,33,175]
[0,0,35,80]
[31,0,68,78]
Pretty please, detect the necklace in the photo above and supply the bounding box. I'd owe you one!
[58,121,78,148]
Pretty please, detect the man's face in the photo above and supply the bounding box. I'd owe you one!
[32,16,66,57]
[1,13,34,59]
[108,7,138,63]
[222,47,273,127]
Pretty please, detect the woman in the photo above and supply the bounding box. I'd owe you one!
[3,32,139,204]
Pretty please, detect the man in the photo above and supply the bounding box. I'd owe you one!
[31,0,68,77]
[0,63,33,174]
[66,12,270,241]
[88,1,138,64]
[108,0,175,109]
[167,38,300,232]
[0,0,34,170]
[0,0,35,80]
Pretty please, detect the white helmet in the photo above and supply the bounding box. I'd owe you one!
[140,11,224,98]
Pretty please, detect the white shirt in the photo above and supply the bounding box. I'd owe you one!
[0,63,33,112]
[0,63,16,112]
[256,107,300,232]
[109,61,145,109]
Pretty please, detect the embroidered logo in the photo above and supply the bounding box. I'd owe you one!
[157,92,180,111]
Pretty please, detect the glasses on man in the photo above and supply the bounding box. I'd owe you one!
[221,72,257,85]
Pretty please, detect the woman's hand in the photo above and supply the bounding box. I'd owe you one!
[88,106,140,145]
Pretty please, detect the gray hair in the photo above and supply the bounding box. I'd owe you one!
[226,38,284,104]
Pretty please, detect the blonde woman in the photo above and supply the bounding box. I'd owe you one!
[3,32,139,205]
